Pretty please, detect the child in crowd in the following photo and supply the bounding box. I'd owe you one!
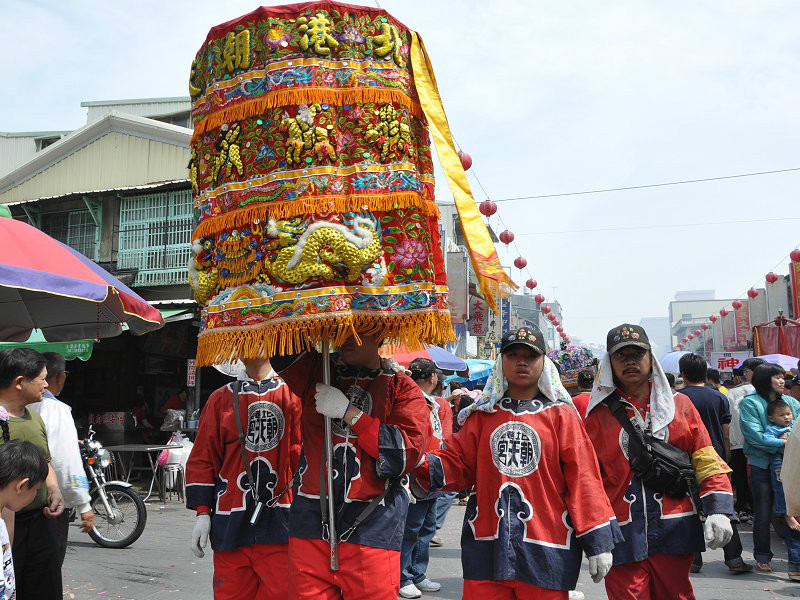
[0,440,50,600]
[763,399,798,530]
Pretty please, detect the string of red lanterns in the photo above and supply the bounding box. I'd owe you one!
[673,246,800,351]
[470,149,575,343]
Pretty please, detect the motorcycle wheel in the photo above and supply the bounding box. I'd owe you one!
[88,484,147,549]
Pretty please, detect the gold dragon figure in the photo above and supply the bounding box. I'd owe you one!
[212,124,244,182]
[188,238,219,305]
[262,217,381,284]
[188,148,199,195]
[364,105,412,162]
[281,104,337,167]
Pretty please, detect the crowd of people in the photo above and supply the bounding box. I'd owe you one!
[0,348,94,600]
[183,321,800,600]
[0,325,798,600]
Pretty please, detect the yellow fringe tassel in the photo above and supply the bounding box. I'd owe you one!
[192,193,439,239]
[195,311,456,366]
[192,87,424,142]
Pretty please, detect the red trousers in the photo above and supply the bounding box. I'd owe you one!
[463,580,567,600]
[288,537,400,600]
[212,543,288,600]
[604,553,695,600]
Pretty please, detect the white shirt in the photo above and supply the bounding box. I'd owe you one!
[0,518,14,600]
[726,383,754,451]
[29,393,92,513]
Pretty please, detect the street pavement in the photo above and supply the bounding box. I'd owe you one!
[62,497,800,600]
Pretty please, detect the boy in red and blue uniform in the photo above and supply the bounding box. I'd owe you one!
[186,358,302,600]
[271,333,429,600]
[414,327,622,600]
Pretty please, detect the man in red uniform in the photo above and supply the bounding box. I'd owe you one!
[399,358,452,598]
[186,358,302,600]
[583,324,735,600]
[415,327,621,599]
[271,334,429,600]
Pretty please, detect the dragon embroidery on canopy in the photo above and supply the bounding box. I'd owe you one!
[262,217,381,284]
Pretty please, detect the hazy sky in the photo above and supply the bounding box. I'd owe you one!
[3,0,799,344]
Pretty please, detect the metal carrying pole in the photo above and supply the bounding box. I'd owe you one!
[322,341,339,571]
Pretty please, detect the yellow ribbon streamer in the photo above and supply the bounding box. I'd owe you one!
[409,31,517,312]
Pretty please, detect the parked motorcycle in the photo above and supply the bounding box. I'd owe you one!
[78,426,147,548]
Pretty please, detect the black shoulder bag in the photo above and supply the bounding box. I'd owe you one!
[604,392,705,517]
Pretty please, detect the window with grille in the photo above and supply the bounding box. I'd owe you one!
[118,189,194,286]
[41,209,99,260]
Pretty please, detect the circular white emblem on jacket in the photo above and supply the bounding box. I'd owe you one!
[490,422,541,477]
[332,385,373,437]
[245,401,285,452]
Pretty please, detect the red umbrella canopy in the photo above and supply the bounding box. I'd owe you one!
[0,218,163,341]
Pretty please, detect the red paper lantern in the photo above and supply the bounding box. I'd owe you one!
[720,308,729,317]
[682,337,688,343]
[747,288,759,299]
[688,334,694,340]
[732,300,743,309]
[766,272,779,284]
[791,249,800,262]
[557,326,564,333]
[553,319,560,326]
[525,278,537,290]
[701,323,709,330]
[677,344,683,349]
[479,199,496,217]
[709,315,718,322]
[499,230,515,245]
[547,313,556,321]
[565,338,571,344]
[534,294,545,304]
[513,257,527,269]
[458,150,472,171]
[694,329,702,336]
[541,306,551,315]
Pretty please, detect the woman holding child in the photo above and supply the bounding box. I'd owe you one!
[740,363,800,578]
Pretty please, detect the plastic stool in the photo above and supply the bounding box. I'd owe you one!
[160,464,185,502]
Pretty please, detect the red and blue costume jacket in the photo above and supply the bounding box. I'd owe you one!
[583,390,734,566]
[272,351,429,551]
[416,394,453,502]
[415,394,622,591]
[185,376,302,552]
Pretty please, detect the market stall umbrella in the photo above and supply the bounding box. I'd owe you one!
[659,350,712,374]
[756,353,800,372]
[0,218,163,342]
[383,345,468,374]
[0,329,94,360]
[445,359,495,387]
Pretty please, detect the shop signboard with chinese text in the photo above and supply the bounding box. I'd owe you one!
[710,351,751,372]
[467,297,488,336]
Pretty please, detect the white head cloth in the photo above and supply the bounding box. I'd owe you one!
[457,354,572,426]
[585,351,675,438]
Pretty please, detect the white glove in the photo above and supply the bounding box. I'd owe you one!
[587,551,613,583]
[191,514,211,558]
[315,383,350,420]
[703,513,732,549]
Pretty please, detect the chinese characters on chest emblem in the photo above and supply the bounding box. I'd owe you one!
[245,401,285,452]
[490,422,541,477]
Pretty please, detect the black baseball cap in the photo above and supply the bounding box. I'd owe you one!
[408,357,443,380]
[500,327,547,355]
[607,324,651,355]
[786,375,800,389]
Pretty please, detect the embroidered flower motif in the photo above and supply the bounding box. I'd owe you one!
[329,178,345,193]
[337,26,365,44]
[332,297,349,311]
[320,70,335,85]
[394,238,427,269]
[335,130,356,154]
[264,24,292,48]
[348,105,364,120]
